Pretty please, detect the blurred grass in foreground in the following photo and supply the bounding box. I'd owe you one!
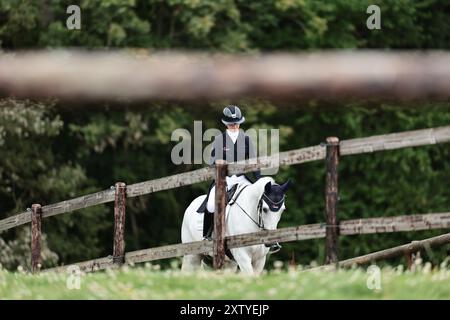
[0,261,449,300]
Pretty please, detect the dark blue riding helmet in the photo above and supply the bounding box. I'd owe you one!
[222,105,245,125]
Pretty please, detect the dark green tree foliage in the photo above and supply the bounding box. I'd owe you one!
[0,1,449,269]
[0,99,110,268]
[1,0,450,50]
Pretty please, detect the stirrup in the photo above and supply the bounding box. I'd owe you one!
[203,226,213,241]
[203,230,213,241]
[266,242,282,254]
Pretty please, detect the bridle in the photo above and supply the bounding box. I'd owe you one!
[232,188,285,230]
[262,193,285,212]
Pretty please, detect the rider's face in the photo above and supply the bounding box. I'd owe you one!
[226,123,240,132]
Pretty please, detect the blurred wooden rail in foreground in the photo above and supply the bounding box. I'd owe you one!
[1,51,450,101]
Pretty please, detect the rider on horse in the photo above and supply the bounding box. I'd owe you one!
[201,105,281,253]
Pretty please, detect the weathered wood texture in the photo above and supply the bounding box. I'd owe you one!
[340,126,450,156]
[226,224,325,249]
[325,232,450,270]
[227,145,325,176]
[44,212,450,273]
[41,189,115,218]
[325,137,340,264]
[113,182,126,264]
[126,241,213,265]
[0,189,115,232]
[45,240,213,273]
[46,256,119,274]
[1,125,450,232]
[2,51,450,101]
[213,160,227,269]
[31,204,42,274]
[126,166,215,198]
[338,212,450,235]
[0,210,31,232]
[405,251,414,270]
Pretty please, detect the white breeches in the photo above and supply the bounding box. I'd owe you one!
[206,175,251,213]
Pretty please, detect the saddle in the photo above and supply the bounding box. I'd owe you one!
[196,183,240,213]
[197,183,250,263]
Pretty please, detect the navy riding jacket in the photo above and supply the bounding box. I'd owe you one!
[209,130,261,182]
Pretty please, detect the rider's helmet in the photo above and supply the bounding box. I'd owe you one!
[221,105,245,125]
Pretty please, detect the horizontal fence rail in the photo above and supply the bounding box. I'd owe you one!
[2,51,450,101]
[126,166,215,198]
[314,232,450,271]
[1,125,449,232]
[0,189,115,232]
[44,211,450,273]
[340,126,450,156]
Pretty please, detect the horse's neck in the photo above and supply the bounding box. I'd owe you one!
[237,185,261,215]
[227,182,265,234]
[235,177,273,214]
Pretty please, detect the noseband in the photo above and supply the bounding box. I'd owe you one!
[262,193,285,212]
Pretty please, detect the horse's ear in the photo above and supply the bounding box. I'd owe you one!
[264,182,272,194]
[280,179,292,193]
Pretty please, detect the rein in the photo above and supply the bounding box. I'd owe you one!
[233,197,265,230]
[229,183,286,230]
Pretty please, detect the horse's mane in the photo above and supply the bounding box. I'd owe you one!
[251,176,276,196]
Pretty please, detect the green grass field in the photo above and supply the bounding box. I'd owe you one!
[1,262,449,300]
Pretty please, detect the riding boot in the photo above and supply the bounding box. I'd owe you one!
[203,209,214,240]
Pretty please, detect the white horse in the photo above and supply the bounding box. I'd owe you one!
[181,177,291,275]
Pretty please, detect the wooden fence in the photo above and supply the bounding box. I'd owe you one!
[1,125,450,273]
[314,232,450,272]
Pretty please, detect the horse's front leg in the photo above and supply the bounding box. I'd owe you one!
[231,248,254,275]
[252,254,267,276]
[181,254,202,272]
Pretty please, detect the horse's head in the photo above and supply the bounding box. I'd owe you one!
[260,179,291,230]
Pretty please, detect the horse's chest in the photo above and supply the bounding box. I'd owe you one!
[246,244,268,258]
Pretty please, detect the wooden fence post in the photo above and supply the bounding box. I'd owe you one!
[325,137,340,265]
[113,182,127,264]
[405,249,415,270]
[31,204,42,274]
[213,160,227,270]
